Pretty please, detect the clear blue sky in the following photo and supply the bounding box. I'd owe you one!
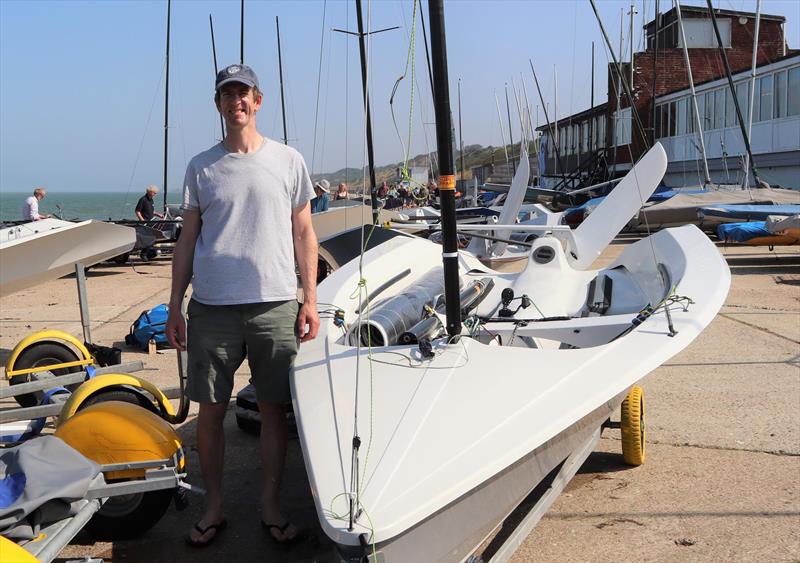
[1,0,797,193]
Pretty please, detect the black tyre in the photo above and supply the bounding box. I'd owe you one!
[86,487,174,540]
[78,388,159,415]
[11,343,82,407]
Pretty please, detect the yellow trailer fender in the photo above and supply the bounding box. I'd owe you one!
[57,373,177,426]
[5,330,93,378]
[55,401,184,480]
[0,536,40,562]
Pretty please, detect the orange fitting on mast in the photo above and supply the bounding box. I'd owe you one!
[438,175,456,190]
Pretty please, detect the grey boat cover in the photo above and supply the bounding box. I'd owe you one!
[766,214,800,233]
[0,436,100,540]
[632,188,800,229]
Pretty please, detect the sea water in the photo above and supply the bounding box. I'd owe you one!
[0,192,183,222]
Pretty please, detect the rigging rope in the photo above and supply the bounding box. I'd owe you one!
[121,60,166,218]
[389,0,421,191]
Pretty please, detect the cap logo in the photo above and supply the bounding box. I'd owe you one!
[227,65,241,75]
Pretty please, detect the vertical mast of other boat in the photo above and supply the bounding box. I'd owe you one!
[529,60,566,182]
[162,0,170,215]
[239,0,244,63]
[458,78,466,185]
[705,0,763,187]
[276,16,289,145]
[355,0,379,222]
[674,0,711,185]
[651,0,658,146]
[208,14,225,140]
[743,0,762,192]
[505,84,516,175]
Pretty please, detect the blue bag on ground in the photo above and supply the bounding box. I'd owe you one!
[125,304,170,350]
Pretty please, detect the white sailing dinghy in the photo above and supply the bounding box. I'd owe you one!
[0,218,136,298]
[294,3,727,558]
[292,141,729,562]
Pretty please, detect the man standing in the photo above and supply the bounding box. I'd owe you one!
[165,63,319,547]
[21,188,51,221]
[135,185,164,221]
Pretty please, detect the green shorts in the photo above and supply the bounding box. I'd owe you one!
[186,299,299,405]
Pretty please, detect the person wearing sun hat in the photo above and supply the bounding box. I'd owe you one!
[311,178,330,213]
[166,62,318,547]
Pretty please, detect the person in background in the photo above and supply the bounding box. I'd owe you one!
[165,63,319,547]
[311,179,330,213]
[22,188,52,221]
[135,185,164,221]
[334,182,349,201]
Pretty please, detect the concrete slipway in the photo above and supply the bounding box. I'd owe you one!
[0,236,797,562]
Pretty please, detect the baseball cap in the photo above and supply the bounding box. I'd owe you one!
[314,179,331,193]
[215,64,260,92]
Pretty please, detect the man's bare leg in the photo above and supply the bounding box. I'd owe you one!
[258,401,296,541]
[189,401,228,543]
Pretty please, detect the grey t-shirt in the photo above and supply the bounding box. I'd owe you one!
[182,137,315,305]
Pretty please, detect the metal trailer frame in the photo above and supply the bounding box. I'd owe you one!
[17,458,189,563]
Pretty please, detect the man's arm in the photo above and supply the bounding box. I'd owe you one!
[166,209,200,350]
[292,202,319,342]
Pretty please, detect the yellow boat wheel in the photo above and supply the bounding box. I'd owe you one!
[620,385,645,466]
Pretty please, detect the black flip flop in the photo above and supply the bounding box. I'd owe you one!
[261,520,301,545]
[186,518,228,547]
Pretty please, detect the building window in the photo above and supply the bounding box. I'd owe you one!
[756,75,773,122]
[573,123,579,155]
[694,94,705,133]
[668,101,677,136]
[674,98,686,136]
[714,89,725,130]
[788,67,800,117]
[724,89,736,127]
[582,122,589,153]
[735,81,750,125]
[774,70,787,119]
[615,107,632,146]
[679,18,731,48]
[704,91,715,130]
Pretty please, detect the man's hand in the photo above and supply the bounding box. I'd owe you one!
[166,308,187,351]
[296,301,320,342]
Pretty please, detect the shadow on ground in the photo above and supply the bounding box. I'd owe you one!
[65,408,340,563]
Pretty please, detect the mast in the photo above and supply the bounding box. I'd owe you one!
[505,84,516,175]
[554,66,558,176]
[589,42,594,153]
[427,0,460,339]
[239,0,244,63]
[458,78,466,185]
[529,60,566,181]
[705,0,762,186]
[209,14,224,139]
[628,3,636,87]
[162,0,170,214]
[494,92,510,165]
[743,0,762,190]
[355,0,379,221]
[651,0,658,145]
[276,16,288,145]
[589,0,649,152]
[612,8,623,178]
[674,1,711,185]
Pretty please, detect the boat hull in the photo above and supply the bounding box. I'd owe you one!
[336,390,624,563]
[0,219,136,297]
